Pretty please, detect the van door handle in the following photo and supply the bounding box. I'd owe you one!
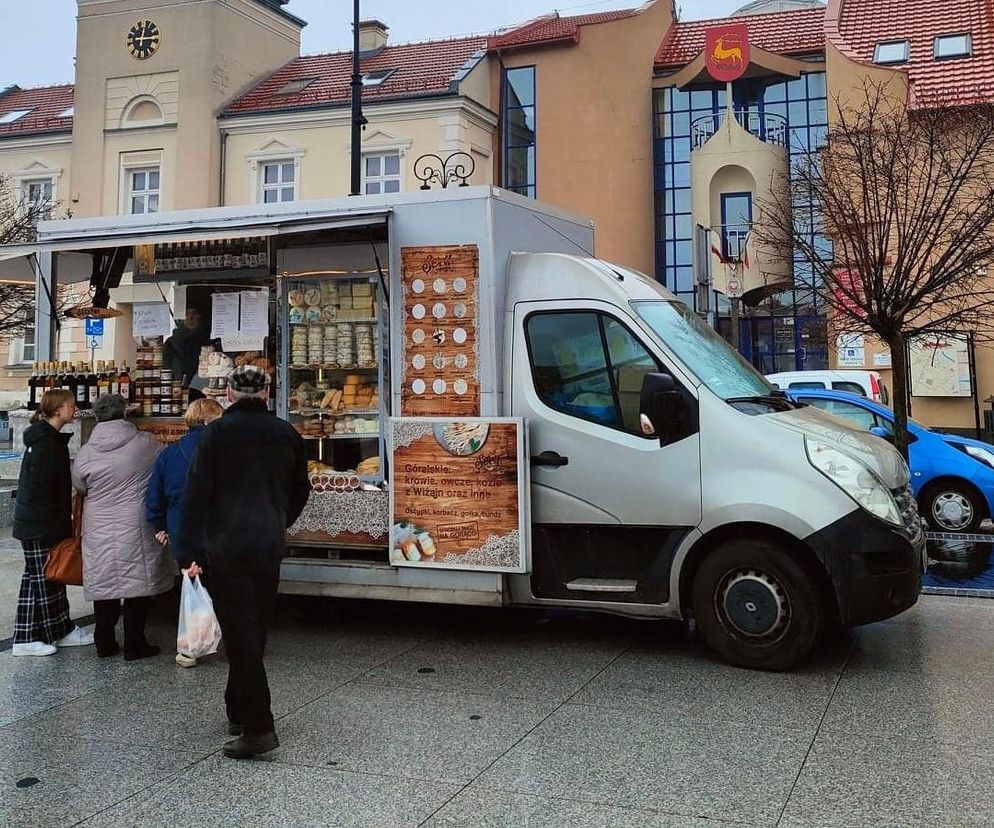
[531,451,569,468]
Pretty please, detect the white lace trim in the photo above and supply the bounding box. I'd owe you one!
[390,421,435,450]
[450,529,522,569]
[289,490,389,538]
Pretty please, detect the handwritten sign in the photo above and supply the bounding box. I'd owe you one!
[210,292,239,339]
[389,417,527,573]
[239,290,269,335]
[132,303,173,338]
[221,333,266,353]
[401,246,480,417]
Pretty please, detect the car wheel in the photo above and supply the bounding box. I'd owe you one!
[921,481,985,533]
[691,539,827,671]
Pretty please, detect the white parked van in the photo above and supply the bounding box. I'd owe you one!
[766,370,890,405]
[7,188,924,671]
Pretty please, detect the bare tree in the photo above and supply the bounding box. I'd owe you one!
[754,79,994,459]
[0,174,72,344]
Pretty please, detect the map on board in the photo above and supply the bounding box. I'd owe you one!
[909,335,972,397]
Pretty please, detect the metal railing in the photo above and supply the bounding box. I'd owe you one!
[691,111,788,150]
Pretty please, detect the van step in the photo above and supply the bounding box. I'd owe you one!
[565,578,638,593]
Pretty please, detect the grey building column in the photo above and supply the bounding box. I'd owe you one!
[33,251,58,362]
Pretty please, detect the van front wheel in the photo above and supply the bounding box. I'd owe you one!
[691,539,826,671]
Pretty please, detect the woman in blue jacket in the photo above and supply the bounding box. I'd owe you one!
[146,397,223,667]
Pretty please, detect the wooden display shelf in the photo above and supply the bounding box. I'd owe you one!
[290,408,379,417]
[300,433,380,441]
[288,318,377,326]
[288,364,378,371]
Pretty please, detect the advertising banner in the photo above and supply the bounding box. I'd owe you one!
[400,245,480,417]
[389,417,527,573]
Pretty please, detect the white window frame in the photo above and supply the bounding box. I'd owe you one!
[119,151,164,215]
[362,151,403,195]
[126,165,161,215]
[259,160,297,204]
[8,325,36,366]
[20,177,56,219]
[246,140,306,205]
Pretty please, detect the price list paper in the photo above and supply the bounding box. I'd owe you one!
[401,245,480,416]
[389,417,527,573]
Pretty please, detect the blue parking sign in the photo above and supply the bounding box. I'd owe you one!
[84,318,104,337]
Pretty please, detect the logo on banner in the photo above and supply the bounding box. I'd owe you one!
[705,24,750,82]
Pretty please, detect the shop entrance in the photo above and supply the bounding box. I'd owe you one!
[718,314,828,374]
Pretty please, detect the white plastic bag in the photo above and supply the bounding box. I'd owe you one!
[177,572,222,659]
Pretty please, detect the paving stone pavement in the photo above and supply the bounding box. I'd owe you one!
[0,537,93,641]
[0,585,993,826]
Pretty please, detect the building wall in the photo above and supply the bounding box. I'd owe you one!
[71,0,301,218]
[221,97,496,206]
[493,3,675,275]
[824,42,990,430]
[654,70,830,374]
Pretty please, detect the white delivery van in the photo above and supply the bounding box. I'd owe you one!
[767,370,890,405]
[5,188,925,670]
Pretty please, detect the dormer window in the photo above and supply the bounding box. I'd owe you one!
[277,77,317,95]
[873,40,910,65]
[59,106,74,118]
[0,109,32,124]
[361,69,395,87]
[934,33,971,59]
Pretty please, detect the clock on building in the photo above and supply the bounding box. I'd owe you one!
[126,20,160,60]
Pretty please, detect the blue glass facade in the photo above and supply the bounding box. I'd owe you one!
[652,71,831,372]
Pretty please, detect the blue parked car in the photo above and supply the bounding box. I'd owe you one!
[786,388,994,533]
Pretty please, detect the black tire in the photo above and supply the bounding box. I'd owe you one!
[920,481,986,533]
[691,538,827,671]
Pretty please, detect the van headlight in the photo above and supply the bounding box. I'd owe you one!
[805,438,902,526]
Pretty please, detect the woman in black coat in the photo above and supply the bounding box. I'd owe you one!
[11,389,94,656]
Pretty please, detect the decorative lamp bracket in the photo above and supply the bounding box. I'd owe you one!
[413,152,475,190]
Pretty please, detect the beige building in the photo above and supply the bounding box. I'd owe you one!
[824,0,994,431]
[0,0,495,397]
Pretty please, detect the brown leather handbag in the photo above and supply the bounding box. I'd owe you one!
[45,495,83,586]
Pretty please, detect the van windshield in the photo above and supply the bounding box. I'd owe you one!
[633,300,775,401]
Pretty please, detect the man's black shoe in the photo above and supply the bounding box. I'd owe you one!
[123,644,161,661]
[228,721,243,736]
[223,731,279,759]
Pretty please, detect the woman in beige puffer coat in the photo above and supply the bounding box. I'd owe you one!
[72,394,174,660]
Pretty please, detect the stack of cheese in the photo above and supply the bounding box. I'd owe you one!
[337,322,355,366]
[290,327,308,365]
[355,324,375,367]
[307,324,323,364]
[323,324,338,364]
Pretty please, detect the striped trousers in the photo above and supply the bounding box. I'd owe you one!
[13,540,74,645]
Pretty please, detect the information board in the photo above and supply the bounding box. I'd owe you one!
[400,246,480,416]
[389,417,527,573]
[910,334,972,397]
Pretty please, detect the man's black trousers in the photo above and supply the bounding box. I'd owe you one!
[208,566,280,735]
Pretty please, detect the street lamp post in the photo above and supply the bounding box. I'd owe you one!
[349,0,366,196]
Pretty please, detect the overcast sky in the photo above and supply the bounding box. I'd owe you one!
[0,0,744,87]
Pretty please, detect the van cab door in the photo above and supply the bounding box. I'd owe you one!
[510,300,702,603]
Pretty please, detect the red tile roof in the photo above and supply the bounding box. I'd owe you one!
[826,0,994,108]
[488,9,640,51]
[0,84,74,139]
[655,7,826,68]
[224,36,487,116]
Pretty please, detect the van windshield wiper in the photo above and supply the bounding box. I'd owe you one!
[725,392,798,413]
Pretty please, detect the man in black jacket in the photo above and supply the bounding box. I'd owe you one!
[179,364,310,759]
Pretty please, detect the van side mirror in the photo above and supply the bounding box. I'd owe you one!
[869,425,893,443]
[639,372,683,443]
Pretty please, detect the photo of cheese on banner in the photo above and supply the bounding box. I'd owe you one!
[390,418,526,572]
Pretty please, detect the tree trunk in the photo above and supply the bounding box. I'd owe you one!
[888,333,911,462]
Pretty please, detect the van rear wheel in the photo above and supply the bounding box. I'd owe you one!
[691,539,826,671]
